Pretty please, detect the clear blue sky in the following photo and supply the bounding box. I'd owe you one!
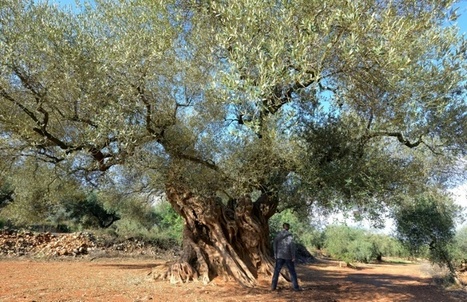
[456,0,467,32]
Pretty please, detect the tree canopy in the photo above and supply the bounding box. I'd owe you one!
[1,0,466,286]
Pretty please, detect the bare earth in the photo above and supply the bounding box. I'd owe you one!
[1,257,466,302]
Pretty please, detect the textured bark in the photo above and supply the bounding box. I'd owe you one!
[161,184,278,287]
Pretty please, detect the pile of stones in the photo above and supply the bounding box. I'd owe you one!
[0,229,95,257]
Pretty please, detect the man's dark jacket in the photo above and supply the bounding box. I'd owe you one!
[273,230,296,260]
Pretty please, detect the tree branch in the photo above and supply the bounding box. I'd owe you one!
[0,87,42,125]
[366,131,424,148]
[262,75,317,115]
[12,66,46,100]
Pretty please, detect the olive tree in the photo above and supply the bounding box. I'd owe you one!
[453,226,467,267]
[0,0,466,286]
[395,191,463,283]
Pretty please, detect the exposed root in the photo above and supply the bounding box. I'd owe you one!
[257,256,275,275]
[158,261,199,284]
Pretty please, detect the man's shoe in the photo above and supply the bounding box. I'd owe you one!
[293,287,303,291]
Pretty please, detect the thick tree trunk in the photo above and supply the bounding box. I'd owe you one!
[160,184,278,287]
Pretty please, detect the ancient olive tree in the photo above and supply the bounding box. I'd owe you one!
[0,0,466,286]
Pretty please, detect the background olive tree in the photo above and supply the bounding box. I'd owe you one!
[394,191,464,283]
[453,226,467,268]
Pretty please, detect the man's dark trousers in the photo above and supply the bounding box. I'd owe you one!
[271,258,299,290]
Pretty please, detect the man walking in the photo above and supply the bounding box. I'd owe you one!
[271,222,301,291]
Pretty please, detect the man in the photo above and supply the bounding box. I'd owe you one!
[271,222,301,291]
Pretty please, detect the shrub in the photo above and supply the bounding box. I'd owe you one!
[323,225,405,263]
[269,208,322,250]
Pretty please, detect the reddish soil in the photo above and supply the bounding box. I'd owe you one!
[1,257,466,302]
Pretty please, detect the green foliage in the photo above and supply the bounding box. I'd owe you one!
[153,200,183,243]
[0,0,464,205]
[61,192,121,229]
[455,226,467,256]
[296,114,433,220]
[322,225,404,263]
[102,193,156,231]
[2,186,52,227]
[0,160,123,230]
[370,233,410,259]
[269,209,322,250]
[0,177,13,209]
[394,191,461,275]
[452,226,467,267]
[0,159,80,227]
[109,199,182,249]
[323,225,366,263]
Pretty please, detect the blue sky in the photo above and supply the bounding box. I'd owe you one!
[456,1,467,34]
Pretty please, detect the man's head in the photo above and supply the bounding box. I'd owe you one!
[283,223,290,231]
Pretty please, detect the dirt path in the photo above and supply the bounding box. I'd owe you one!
[0,257,466,302]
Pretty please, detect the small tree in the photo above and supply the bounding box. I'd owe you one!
[453,226,467,269]
[394,191,462,283]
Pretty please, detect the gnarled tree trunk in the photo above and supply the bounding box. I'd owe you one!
[161,184,278,287]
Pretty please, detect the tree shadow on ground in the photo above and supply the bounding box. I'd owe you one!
[96,263,159,270]
[194,258,465,302]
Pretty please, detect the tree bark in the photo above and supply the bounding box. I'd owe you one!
[160,184,278,287]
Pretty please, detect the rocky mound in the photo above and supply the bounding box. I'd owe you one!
[0,229,171,258]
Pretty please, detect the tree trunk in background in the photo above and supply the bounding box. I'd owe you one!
[162,184,278,287]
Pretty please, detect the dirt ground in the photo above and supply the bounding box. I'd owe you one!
[1,257,466,302]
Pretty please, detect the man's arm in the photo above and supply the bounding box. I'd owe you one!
[290,240,296,262]
[273,236,278,259]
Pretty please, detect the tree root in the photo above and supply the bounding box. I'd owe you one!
[155,261,200,284]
